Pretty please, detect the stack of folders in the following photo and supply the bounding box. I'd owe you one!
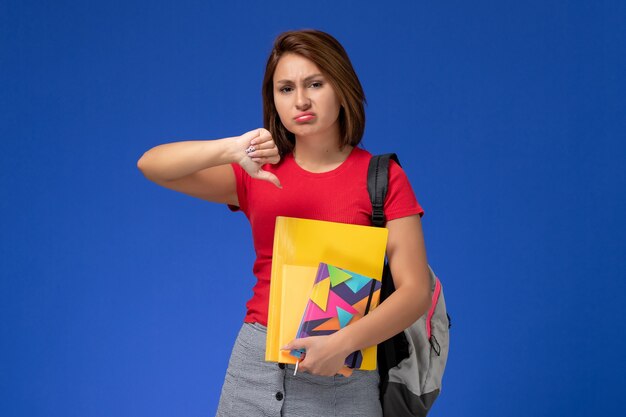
[266,216,388,374]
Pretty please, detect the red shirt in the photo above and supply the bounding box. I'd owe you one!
[228,146,424,325]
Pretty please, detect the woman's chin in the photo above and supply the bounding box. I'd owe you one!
[287,126,316,137]
[288,123,335,138]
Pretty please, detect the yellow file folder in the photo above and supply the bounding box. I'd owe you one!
[265,216,389,371]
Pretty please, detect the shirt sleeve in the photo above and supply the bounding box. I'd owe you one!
[384,159,425,221]
[227,163,250,215]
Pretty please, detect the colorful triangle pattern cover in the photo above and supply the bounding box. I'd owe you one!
[290,262,382,369]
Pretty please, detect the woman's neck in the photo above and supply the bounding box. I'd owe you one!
[292,137,354,173]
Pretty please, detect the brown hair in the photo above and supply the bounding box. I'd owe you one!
[262,29,367,156]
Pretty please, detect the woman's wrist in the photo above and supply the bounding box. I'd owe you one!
[218,135,247,166]
[328,329,356,359]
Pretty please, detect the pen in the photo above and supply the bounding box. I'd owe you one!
[294,360,299,376]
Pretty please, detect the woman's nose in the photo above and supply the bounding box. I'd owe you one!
[295,88,311,110]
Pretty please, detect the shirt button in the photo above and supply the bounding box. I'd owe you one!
[278,363,285,369]
[275,391,284,401]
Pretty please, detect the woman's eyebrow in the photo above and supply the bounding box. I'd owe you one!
[275,73,324,85]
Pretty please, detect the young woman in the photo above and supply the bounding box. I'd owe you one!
[137,29,431,417]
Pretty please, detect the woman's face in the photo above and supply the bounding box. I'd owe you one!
[272,53,342,139]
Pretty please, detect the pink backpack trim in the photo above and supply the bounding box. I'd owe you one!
[426,278,442,340]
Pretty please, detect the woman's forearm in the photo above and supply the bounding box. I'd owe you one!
[331,283,431,358]
[137,137,240,182]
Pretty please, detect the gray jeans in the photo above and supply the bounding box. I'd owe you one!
[216,322,382,417]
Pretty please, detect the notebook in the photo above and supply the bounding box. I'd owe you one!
[290,262,382,369]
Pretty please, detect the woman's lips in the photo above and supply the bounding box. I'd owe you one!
[294,113,316,123]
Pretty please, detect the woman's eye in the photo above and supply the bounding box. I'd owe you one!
[310,81,323,88]
[279,86,293,93]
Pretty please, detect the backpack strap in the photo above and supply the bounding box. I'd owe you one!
[367,153,409,380]
[367,153,400,227]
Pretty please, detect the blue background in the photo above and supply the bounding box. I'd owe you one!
[2,1,625,416]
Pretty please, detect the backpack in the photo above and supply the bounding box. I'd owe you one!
[367,153,451,417]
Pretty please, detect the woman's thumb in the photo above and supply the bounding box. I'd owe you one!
[257,170,282,189]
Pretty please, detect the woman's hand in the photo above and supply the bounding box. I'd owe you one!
[281,335,350,376]
[234,128,282,188]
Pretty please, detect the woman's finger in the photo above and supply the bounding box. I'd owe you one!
[251,154,281,165]
[251,139,274,150]
[247,139,276,152]
[250,128,272,145]
[248,148,278,158]
[243,128,263,144]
